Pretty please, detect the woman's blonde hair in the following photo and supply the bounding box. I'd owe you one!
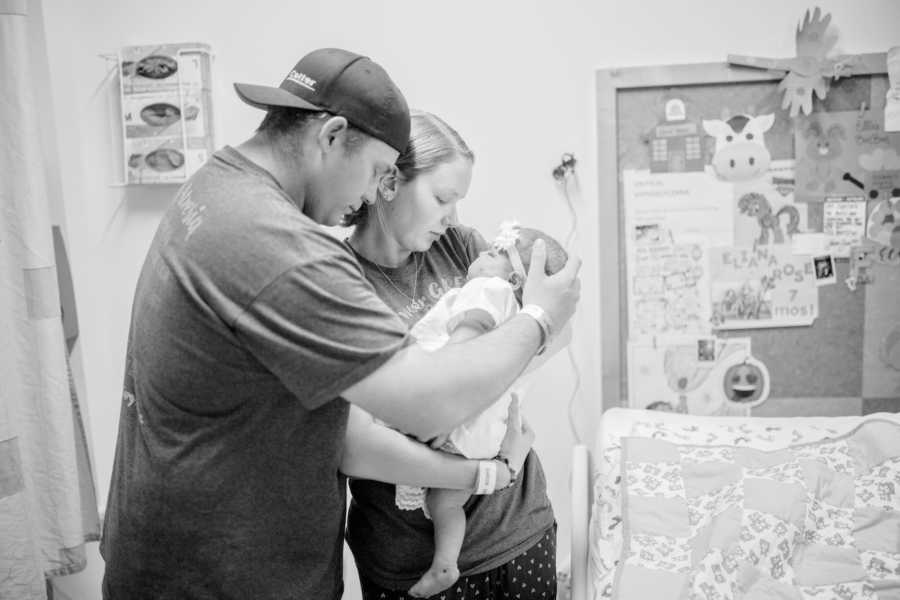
[343,111,474,227]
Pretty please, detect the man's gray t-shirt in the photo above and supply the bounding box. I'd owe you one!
[100,147,408,599]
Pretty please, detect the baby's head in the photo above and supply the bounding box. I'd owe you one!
[468,223,568,302]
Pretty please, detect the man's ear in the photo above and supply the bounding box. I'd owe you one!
[316,116,350,152]
[508,271,524,290]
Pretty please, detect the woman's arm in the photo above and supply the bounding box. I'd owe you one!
[341,405,512,490]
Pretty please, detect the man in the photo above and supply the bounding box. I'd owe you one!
[101,47,580,599]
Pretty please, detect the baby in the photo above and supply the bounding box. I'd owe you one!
[403,221,569,598]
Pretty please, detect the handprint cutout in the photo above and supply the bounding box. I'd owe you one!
[777,7,837,117]
[728,7,855,118]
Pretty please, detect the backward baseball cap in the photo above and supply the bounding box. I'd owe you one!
[234,48,411,153]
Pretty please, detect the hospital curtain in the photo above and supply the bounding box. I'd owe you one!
[0,1,100,598]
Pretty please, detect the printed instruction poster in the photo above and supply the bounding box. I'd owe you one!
[623,169,735,248]
[710,245,818,329]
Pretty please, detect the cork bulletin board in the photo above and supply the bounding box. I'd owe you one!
[595,54,900,416]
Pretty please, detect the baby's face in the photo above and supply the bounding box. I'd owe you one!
[468,248,514,281]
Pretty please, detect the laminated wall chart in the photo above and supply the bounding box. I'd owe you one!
[118,43,215,184]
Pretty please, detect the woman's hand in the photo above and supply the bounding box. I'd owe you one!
[498,395,534,474]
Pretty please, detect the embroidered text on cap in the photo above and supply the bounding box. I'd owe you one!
[286,70,317,91]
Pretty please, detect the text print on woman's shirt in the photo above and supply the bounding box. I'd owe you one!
[396,274,466,323]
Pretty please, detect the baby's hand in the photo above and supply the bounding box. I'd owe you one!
[428,433,451,450]
[499,395,534,473]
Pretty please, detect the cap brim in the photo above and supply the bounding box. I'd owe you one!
[233,82,325,112]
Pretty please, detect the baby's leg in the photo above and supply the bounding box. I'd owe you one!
[408,488,471,598]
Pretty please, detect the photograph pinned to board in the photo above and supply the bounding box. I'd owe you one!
[627,227,712,340]
[710,245,818,329]
[846,245,876,291]
[628,336,769,415]
[845,242,900,291]
[813,254,837,286]
[794,109,900,202]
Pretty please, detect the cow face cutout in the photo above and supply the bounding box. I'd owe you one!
[703,114,775,182]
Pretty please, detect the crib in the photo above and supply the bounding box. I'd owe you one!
[568,408,900,600]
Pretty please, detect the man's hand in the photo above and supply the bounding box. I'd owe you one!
[522,239,582,332]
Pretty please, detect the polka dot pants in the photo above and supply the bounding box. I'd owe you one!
[359,525,557,600]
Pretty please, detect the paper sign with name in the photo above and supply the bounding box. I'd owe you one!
[627,230,711,340]
[710,246,818,329]
[823,196,867,257]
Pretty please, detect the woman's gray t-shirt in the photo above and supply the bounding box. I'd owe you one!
[345,225,555,588]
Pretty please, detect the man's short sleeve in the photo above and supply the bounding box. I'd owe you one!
[233,247,409,410]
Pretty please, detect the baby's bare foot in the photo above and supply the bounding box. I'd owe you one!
[408,563,459,598]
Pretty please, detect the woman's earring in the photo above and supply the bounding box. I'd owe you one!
[508,272,524,290]
[378,174,397,202]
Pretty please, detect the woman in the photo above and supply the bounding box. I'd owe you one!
[344,111,557,599]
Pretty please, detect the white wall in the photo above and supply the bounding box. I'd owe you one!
[41,1,900,598]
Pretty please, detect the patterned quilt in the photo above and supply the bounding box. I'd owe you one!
[608,418,900,600]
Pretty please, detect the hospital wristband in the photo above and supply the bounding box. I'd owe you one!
[496,454,519,488]
[474,460,498,494]
[520,304,553,355]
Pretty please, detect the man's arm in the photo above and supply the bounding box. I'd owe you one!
[344,241,581,440]
[523,320,573,375]
[340,405,512,490]
[343,315,539,440]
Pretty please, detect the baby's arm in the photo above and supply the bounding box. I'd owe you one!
[340,405,511,490]
[447,322,483,344]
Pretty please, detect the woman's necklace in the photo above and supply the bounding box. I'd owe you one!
[372,253,421,302]
[350,241,422,303]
